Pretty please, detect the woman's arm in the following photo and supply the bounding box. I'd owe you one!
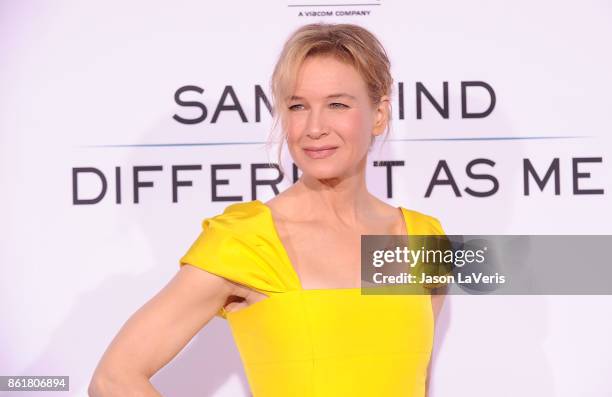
[88,264,235,397]
[431,289,447,321]
[425,286,448,397]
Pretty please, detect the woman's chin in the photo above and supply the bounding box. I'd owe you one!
[300,166,345,181]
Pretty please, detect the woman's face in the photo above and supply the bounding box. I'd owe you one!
[282,55,388,180]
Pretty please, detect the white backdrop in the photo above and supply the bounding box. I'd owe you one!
[1,1,612,396]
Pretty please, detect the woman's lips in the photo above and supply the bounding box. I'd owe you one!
[303,146,338,159]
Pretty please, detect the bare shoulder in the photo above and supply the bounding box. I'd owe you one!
[365,197,406,234]
[265,192,404,234]
[370,196,400,215]
[262,189,302,220]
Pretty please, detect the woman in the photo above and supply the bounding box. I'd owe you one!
[89,23,447,397]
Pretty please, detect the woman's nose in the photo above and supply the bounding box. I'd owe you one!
[305,109,329,139]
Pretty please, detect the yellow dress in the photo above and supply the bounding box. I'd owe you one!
[179,200,446,397]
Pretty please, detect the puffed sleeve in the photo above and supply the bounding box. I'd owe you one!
[179,212,279,319]
[420,215,454,290]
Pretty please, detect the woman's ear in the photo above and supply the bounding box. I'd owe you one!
[372,95,390,136]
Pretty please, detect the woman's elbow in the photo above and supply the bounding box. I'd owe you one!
[88,370,156,397]
[88,371,115,397]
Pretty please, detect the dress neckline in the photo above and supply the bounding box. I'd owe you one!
[253,199,411,292]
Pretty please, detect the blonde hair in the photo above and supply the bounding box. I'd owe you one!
[265,23,393,176]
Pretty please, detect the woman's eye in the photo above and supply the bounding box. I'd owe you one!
[330,103,348,109]
[288,103,347,111]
